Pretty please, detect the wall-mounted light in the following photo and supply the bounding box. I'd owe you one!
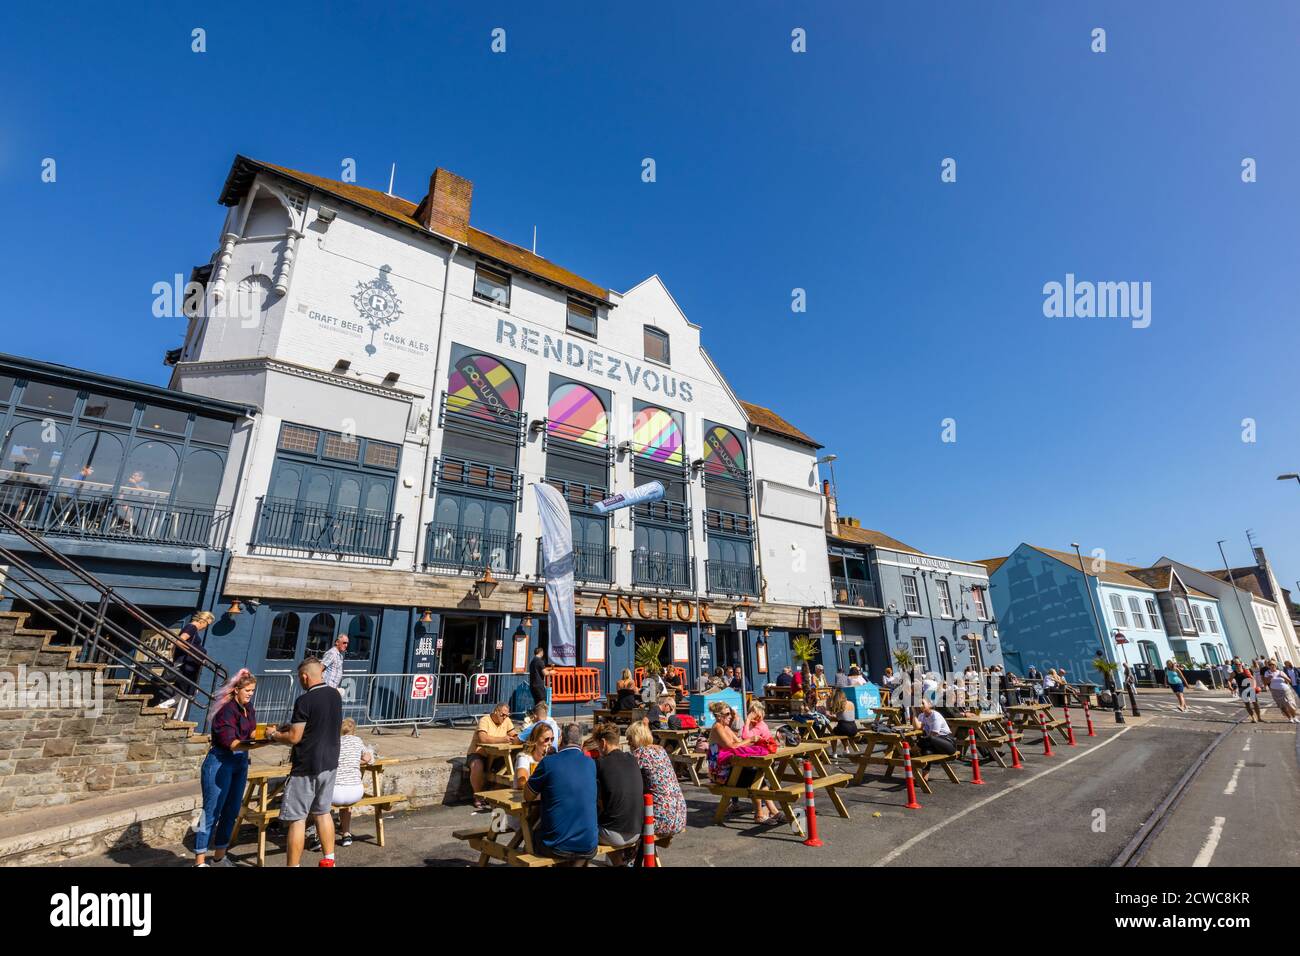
[420,609,433,625]
[316,206,338,226]
[529,419,546,435]
[333,359,351,374]
[617,440,632,454]
[382,372,400,387]
[227,599,243,616]
[522,616,533,629]
[473,567,499,600]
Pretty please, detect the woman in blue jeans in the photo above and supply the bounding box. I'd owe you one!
[195,669,262,867]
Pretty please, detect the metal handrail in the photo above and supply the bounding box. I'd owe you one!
[0,506,227,713]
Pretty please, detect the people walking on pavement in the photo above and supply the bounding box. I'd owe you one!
[1261,660,1299,722]
[319,634,348,689]
[1231,663,1262,723]
[1164,660,1190,712]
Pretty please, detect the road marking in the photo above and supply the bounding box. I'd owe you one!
[870,725,1133,867]
[1242,737,1251,752]
[1192,816,1226,867]
[1223,760,1245,795]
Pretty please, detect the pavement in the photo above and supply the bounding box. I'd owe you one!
[51,688,1298,868]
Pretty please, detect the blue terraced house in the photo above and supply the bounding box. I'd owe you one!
[980,544,1230,683]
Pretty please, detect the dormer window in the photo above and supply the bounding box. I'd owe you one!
[643,326,670,365]
[473,263,511,309]
[567,298,597,337]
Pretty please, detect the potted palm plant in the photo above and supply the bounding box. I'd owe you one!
[792,635,820,700]
[634,636,665,683]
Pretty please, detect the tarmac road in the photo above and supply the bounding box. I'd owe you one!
[68,691,1273,869]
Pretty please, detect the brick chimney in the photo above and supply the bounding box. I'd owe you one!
[413,168,473,242]
[823,479,838,534]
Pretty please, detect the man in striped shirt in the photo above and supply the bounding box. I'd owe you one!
[320,635,348,689]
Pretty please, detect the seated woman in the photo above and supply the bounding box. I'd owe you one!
[707,700,778,823]
[627,721,687,844]
[613,669,639,712]
[912,699,957,756]
[846,665,867,687]
[830,689,858,738]
[739,701,772,741]
[513,722,554,789]
[518,701,560,748]
[332,718,375,848]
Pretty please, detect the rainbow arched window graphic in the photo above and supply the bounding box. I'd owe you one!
[701,425,746,477]
[631,406,683,465]
[546,382,608,447]
[447,353,521,422]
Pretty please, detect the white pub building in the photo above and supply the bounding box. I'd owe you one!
[171,156,845,713]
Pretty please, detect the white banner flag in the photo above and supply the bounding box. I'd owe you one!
[532,482,577,667]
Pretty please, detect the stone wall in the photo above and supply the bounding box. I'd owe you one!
[0,612,207,811]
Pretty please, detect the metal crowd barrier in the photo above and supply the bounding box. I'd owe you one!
[248,670,553,732]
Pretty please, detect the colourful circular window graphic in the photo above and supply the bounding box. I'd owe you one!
[547,383,608,447]
[702,425,745,477]
[447,354,520,422]
[632,406,683,465]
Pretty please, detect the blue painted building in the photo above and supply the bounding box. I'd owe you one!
[825,505,1003,682]
[0,352,254,636]
[981,544,1231,682]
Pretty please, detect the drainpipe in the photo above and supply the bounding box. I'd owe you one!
[413,241,460,571]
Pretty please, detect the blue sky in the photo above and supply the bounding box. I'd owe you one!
[2,1,1299,587]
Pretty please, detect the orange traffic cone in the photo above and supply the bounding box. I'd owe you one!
[901,739,923,810]
[1006,718,1024,769]
[801,759,823,846]
[967,727,987,784]
[1039,710,1055,757]
[641,793,657,867]
[1082,698,1096,737]
[1063,701,1078,746]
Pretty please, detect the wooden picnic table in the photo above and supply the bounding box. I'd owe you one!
[1008,702,1070,745]
[949,712,1022,769]
[846,726,960,794]
[652,727,706,786]
[453,787,656,867]
[476,741,522,788]
[708,741,850,834]
[760,695,794,718]
[871,705,905,726]
[230,757,404,866]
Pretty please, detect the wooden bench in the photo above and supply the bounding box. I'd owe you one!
[850,750,959,792]
[231,758,405,866]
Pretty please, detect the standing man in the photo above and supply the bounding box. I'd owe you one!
[265,657,343,867]
[528,645,554,710]
[320,634,348,690]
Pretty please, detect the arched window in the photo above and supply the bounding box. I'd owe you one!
[266,612,301,661]
[305,613,336,658]
[345,614,375,661]
[446,353,521,423]
[57,431,124,497]
[230,274,273,329]
[631,406,683,465]
[702,425,746,478]
[174,449,224,508]
[547,382,608,447]
[122,441,179,503]
[1,419,66,486]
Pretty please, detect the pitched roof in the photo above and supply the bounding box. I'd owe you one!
[831,524,922,555]
[1025,546,1158,590]
[739,400,822,449]
[977,557,1008,574]
[1207,566,1275,602]
[218,156,610,304]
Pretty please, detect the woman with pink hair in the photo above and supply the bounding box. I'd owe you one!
[194,669,262,866]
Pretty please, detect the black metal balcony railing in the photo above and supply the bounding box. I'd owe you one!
[706,559,759,597]
[543,477,608,510]
[252,496,400,562]
[0,482,230,549]
[632,549,693,590]
[704,508,752,537]
[439,391,526,443]
[423,523,520,574]
[434,456,521,498]
[634,498,690,525]
[535,540,615,584]
[832,576,882,609]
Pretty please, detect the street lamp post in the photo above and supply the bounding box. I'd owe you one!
[1112,629,1142,717]
[1072,542,1125,724]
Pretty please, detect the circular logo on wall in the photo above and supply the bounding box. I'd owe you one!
[352,264,403,354]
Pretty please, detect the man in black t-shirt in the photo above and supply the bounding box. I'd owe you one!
[265,657,343,867]
[529,646,554,708]
[592,725,644,865]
